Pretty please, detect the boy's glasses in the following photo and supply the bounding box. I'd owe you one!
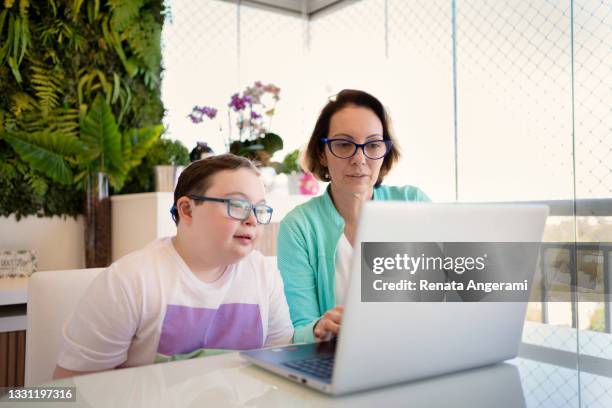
[321,138,392,160]
[187,194,273,224]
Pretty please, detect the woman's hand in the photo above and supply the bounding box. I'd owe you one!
[313,305,344,341]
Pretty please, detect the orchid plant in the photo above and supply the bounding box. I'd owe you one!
[189,81,283,166]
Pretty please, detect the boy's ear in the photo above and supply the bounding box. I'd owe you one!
[177,197,193,223]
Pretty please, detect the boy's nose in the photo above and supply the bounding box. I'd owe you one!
[243,210,257,225]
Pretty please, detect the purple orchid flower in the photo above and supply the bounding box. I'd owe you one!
[189,105,217,123]
[188,113,202,124]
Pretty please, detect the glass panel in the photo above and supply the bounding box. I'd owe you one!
[161,0,238,153]
[239,5,306,157]
[387,0,456,201]
[455,0,580,361]
[575,3,612,405]
[455,0,574,202]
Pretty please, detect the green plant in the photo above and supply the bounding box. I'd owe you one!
[0,140,82,220]
[277,148,301,175]
[0,0,165,217]
[2,94,163,190]
[229,132,283,166]
[119,137,189,194]
[589,306,605,332]
[191,82,284,166]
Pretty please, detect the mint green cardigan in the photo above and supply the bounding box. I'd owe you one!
[277,184,430,343]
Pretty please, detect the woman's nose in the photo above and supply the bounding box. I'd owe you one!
[350,146,367,164]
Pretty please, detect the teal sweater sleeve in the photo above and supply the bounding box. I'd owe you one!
[277,210,319,343]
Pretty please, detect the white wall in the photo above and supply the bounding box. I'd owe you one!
[0,215,84,271]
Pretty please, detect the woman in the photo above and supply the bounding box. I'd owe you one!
[277,89,429,343]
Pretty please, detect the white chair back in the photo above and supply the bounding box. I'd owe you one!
[25,268,103,385]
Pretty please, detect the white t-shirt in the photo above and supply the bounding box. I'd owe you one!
[334,233,353,305]
[58,238,293,372]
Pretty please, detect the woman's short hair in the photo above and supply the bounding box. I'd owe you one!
[302,89,401,187]
[171,153,259,225]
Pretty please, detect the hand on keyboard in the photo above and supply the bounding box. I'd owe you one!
[314,305,343,341]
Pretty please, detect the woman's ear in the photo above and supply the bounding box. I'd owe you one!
[177,196,193,224]
[319,150,328,167]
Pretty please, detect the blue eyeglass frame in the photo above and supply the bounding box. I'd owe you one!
[186,194,273,224]
[320,138,392,159]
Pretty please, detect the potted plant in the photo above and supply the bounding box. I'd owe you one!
[277,149,301,194]
[119,138,190,194]
[189,81,284,167]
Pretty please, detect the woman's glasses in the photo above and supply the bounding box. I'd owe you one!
[187,195,273,224]
[321,138,392,160]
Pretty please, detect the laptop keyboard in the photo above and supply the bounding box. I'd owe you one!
[283,356,335,380]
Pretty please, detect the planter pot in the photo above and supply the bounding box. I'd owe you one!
[111,192,175,261]
[287,171,301,195]
[258,166,277,192]
[85,172,111,268]
[154,165,184,192]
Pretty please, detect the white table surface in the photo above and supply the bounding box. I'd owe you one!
[9,351,611,408]
[0,277,28,306]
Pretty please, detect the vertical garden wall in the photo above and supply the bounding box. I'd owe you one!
[0,0,165,219]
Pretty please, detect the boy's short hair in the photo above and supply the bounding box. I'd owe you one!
[302,89,401,187]
[171,154,259,225]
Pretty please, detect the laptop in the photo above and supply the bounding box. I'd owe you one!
[241,202,548,395]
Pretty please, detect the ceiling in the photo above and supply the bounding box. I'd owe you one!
[221,0,350,17]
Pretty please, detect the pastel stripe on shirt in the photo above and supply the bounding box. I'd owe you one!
[156,303,263,360]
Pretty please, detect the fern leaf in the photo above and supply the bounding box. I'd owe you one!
[30,63,63,115]
[0,160,17,180]
[108,0,143,32]
[127,14,161,76]
[25,171,48,199]
[10,92,36,118]
[20,108,80,138]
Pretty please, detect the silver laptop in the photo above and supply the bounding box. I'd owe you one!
[241,202,548,395]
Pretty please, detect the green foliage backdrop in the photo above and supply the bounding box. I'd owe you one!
[0,0,165,219]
